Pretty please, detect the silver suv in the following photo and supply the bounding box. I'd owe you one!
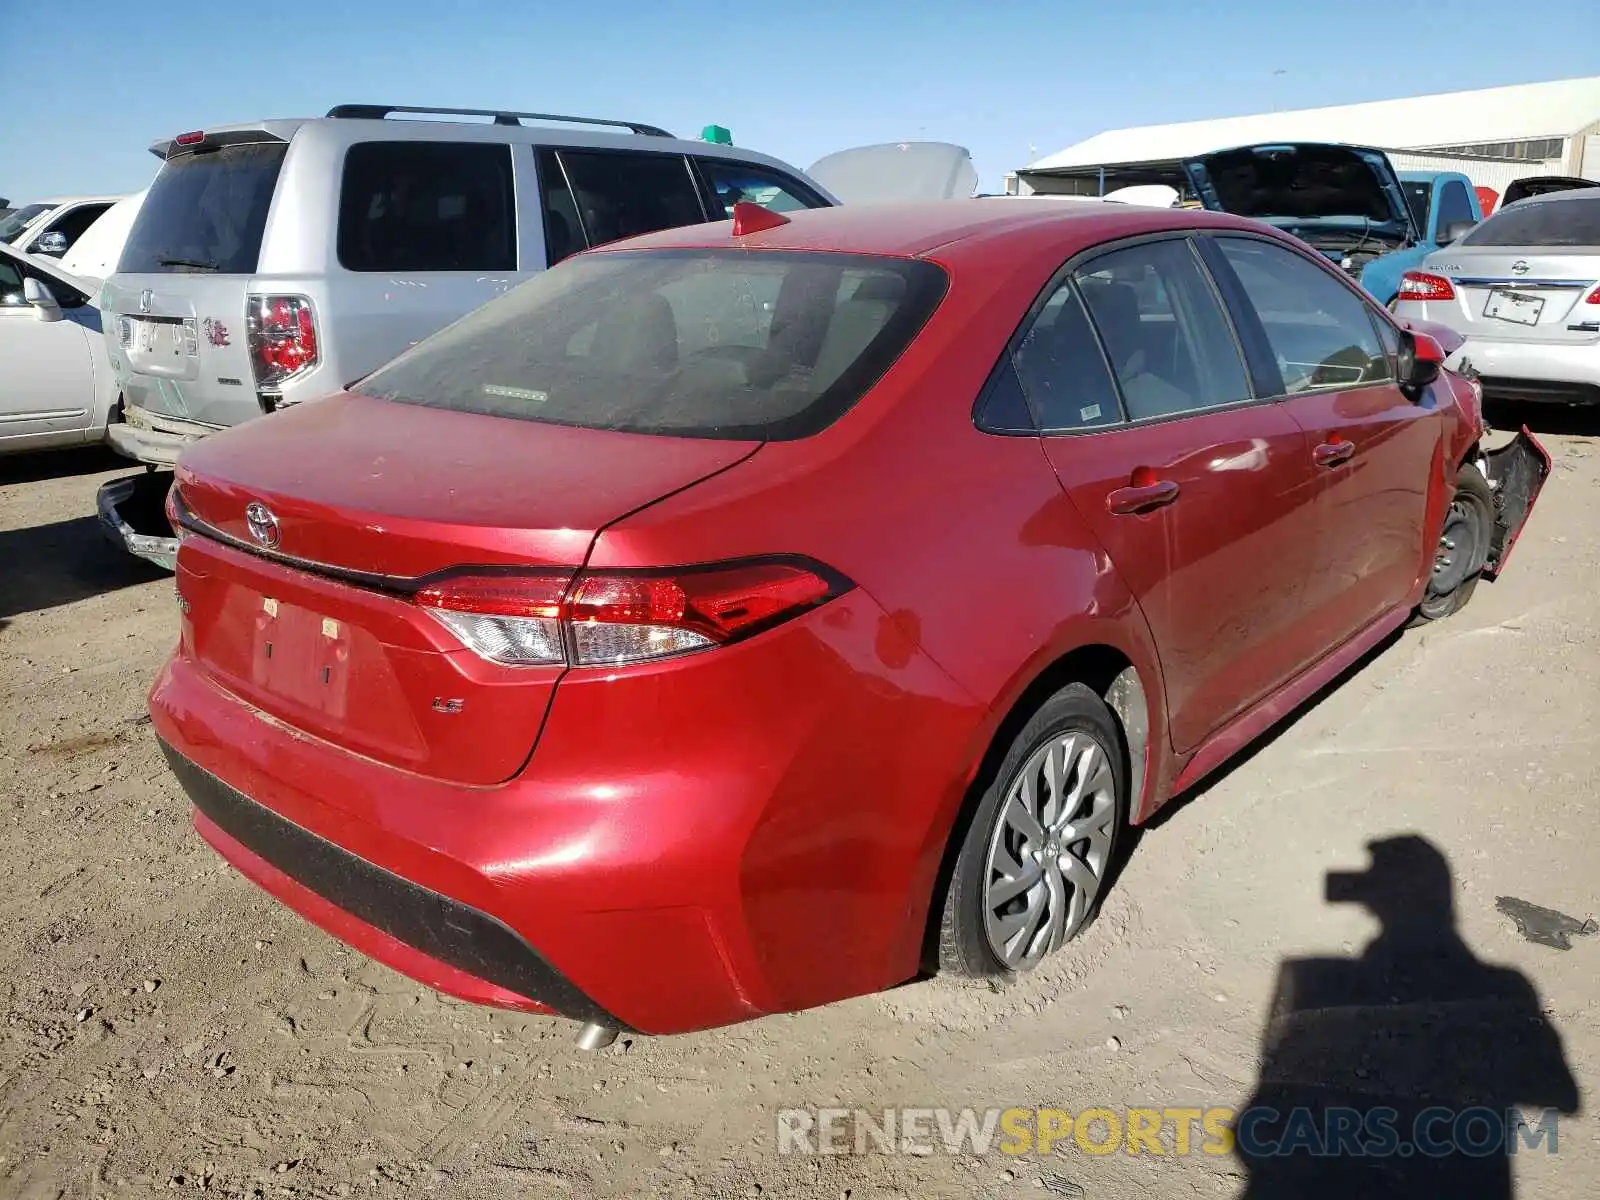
[97,104,837,565]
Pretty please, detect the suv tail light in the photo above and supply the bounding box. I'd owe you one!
[414,559,849,667]
[247,295,319,393]
[1398,271,1455,302]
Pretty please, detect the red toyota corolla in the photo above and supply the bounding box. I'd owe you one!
[149,200,1548,1043]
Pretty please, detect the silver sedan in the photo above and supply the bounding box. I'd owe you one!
[1394,187,1600,405]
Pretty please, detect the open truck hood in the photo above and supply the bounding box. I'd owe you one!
[806,142,979,204]
[1182,143,1417,244]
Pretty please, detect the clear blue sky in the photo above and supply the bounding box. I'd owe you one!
[0,0,1594,200]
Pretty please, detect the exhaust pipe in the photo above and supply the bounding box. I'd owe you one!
[574,1021,619,1051]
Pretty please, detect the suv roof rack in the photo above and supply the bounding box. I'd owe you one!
[325,104,672,138]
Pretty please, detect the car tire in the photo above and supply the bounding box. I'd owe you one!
[937,683,1128,978]
[1412,463,1495,624]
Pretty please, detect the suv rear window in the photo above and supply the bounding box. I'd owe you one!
[338,141,516,272]
[1462,195,1600,246]
[354,249,948,440]
[119,142,288,274]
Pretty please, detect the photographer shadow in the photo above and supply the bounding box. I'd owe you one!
[1239,835,1579,1199]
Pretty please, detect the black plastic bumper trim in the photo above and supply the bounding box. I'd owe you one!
[159,738,628,1030]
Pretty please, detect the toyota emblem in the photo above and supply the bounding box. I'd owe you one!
[138,288,154,314]
[1511,259,1530,275]
[244,502,281,548]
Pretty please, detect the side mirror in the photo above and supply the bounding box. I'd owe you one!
[1438,220,1476,244]
[33,231,69,256]
[23,276,62,322]
[1397,330,1445,393]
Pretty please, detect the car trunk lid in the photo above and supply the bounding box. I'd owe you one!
[1427,248,1600,344]
[171,393,761,784]
[805,142,979,204]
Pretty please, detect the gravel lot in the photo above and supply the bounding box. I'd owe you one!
[2,412,1596,1200]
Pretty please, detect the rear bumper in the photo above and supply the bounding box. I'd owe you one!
[96,471,179,571]
[106,404,219,467]
[161,742,629,1028]
[147,591,983,1034]
[1445,336,1600,403]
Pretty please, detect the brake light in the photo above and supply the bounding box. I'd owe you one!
[1585,285,1600,304]
[174,131,205,147]
[1398,271,1455,302]
[247,295,319,391]
[414,560,848,667]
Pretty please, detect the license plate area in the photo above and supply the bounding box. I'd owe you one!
[1483,289,1544,326]
[127,317,199,360]
[252,598,352,718]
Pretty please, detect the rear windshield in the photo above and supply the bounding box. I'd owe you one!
[353,249,948,440]
[118,141,288,274]
[1461,195,1600,247]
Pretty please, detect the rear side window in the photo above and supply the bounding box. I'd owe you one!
[538,149,706,260]
[1215,237,1392,393]
[696,159,827,219]
[338,142,516,272]
[1073,239,1251,420]
[1462,195,1600,246]
[1010,283,1122,431]
[354,249,948,440]
[119,142,287,274]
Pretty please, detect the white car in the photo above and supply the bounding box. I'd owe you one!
[0,244,119,455]
[0,195,124,259]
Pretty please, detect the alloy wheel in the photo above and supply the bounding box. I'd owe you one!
[981,731,1117,970]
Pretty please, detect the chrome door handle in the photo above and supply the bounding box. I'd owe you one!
[1313,440,1355,467]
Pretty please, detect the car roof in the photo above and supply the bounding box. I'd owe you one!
[591,198,1274,262]
[1506,184,1600,205]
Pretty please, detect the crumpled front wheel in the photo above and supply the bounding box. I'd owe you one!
[1413,464,1495,624]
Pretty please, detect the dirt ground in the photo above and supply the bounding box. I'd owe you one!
[2,413,1596,1200]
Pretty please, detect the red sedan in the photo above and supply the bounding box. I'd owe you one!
[149,199,1547,1042]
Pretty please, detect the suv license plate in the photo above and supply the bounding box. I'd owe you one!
[1484,289,1544,326]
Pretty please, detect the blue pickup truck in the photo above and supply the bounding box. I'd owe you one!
[1182,144,1483,307]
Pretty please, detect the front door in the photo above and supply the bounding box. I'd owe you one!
[1204,235,1437,648]
[0,251,95,444]
[1012,235,1321,753]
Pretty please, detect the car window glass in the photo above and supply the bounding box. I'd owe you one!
[553,150,706,250]
[0,204,51,243]
[39,204,110,253]
[120,143,287,274]
[355,249,947,441]
[1372,313,1401,364]
[1216,237,1392,393]
[1461,195,1600,246]
[338,142,516,273]
[0,254,24,305]
[536,149,584,267]
[697,160,824,218]
[1073,239,1251,420]
[1011,282,1121,431]
[1436,181,1474,231]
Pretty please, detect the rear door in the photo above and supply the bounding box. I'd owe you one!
[1203,234,1437,646]
[1016,234,1321,753]
[103,137,290,427]
[1427,193,1600,346]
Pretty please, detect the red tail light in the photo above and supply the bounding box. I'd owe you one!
[247,295,319,391]
[174,131,205,147]
[414,560,848,667]
[1585,285,1600,305]
[1398,271,1455,302]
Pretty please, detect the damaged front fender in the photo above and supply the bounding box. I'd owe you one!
[1480,427,1551,579]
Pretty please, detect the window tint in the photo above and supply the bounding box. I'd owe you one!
[1216,237,1391,393]
[338,142,515,273]
[1436,181,1474,232]
[120,142,287,274]
[697,160,826,218]
[549,150,706,252]
[537,149,584,267]
[1011,283,1121,431]
[1073,239,1250,420]
[1462,195,1600,246]
[354,250,947,440]
[1401,181,1431,232]
[0,204,51,244]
